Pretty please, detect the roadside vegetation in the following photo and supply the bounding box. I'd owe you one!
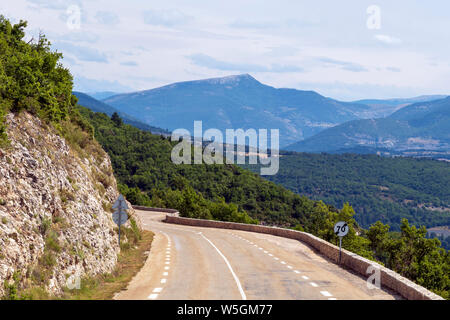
[0,15,99,159]
[2,220,153,300]
[59,227,153,300]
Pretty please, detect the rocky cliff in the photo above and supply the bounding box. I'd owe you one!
[0,112,131,297]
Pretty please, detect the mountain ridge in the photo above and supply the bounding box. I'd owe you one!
[103,74,369,147]
[286,96,450,153]
[73,91,169,135]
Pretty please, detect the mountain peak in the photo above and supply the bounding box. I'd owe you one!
[201,73,259,85]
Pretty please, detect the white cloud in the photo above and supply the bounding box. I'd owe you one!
[316,57,368,72]
[95,11,120,25]
[188,53,304,73]
[374,34,402,45]
[3,0,449,100]
[55,41,108,63]
[73,76,133,93]
[142,9,192,27]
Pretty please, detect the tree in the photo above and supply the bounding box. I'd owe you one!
[111,112,123,127]
[0,15,76,144]
[367,221,390,264]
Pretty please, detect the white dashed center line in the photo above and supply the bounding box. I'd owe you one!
[227,230,338,300]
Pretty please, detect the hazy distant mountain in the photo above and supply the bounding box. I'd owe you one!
[73,92,169,135]
[87,91,119,100]
[352,95,448,119]
[103,74,369,147]
[286,96,450,153]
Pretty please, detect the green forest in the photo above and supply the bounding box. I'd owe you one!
[244,152,450,231]
[0,16,448,299]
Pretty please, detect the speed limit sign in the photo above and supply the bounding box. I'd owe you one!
[334,221,349,237]
[334,221,349,264]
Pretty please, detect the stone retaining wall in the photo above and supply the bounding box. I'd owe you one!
[165,215,444,300]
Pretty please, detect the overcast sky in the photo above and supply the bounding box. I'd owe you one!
[2,0,449,100]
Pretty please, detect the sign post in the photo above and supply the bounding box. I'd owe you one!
[333,221,349,264]
[112,194,129,245]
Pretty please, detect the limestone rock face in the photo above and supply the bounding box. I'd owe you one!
[0,112,134,296]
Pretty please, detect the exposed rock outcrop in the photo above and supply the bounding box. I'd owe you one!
[0,112,133,297]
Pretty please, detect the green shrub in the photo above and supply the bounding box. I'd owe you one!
[45,231,61,253]
[40,217,51,235]
[0,16,87,146]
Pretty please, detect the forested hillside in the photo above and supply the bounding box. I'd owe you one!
[244,152,450,230]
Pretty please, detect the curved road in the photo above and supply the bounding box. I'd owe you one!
[115,210,400,300]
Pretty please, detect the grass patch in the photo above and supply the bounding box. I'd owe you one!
[60,229,153,300]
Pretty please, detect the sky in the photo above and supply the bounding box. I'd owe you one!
[1,0,449,100]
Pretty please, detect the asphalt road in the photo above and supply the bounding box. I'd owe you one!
[115,210,400,300]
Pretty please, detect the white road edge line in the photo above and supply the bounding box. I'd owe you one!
[199,232,247,300]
